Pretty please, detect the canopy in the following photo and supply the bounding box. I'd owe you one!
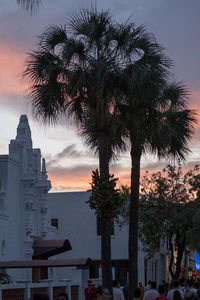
[33,239,72,258]
[0,258,91,268]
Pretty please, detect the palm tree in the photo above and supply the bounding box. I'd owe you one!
[24,8,165,292]
[117,61,196,297]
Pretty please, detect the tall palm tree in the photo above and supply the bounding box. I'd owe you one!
[24,8,164,292]
[117,62,196,297]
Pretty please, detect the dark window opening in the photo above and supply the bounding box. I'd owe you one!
[51,218,58,230]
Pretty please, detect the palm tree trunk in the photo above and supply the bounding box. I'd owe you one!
[98,134,113,295]
[101,221,112,292]
[174,236,186,280]
[129,142,142,300]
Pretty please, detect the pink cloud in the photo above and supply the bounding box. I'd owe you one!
[47,163,132,192]
[0,43,26,96]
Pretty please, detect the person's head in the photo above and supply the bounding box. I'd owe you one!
[113,280,120,288]
[150,281,157,290]
[56,293,68,300]
[88,280,93,287]
[134,288,141,299]
[33,294,49,300]
[174,281,180,288]
[158,285,166,295]
[94,287,111,300]
[172,290,182,300]
[147,281,151,285]
[139,282,143,288]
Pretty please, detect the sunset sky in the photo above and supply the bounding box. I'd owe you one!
[0,0,199,192]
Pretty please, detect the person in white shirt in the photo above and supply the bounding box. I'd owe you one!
[113,280,125,300]
[143,281,159,300]
[145,281,151,293]
[167,281,184,300]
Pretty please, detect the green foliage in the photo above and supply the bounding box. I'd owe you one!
[116,185,131,226]
[139,163,200,278]
[139,164,200,252]
[87,169,127,221]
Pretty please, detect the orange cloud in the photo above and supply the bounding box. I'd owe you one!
[190,90,200,122]
[48,163,132,192]
[0,43,26,96]
[48,157,200,192]
[191,90,200,107]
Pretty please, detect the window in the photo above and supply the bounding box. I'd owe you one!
[51,218,58,230]
[96,216,114,236]
[0,199,4,210]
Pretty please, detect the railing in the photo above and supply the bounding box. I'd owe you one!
[0,280,79,300]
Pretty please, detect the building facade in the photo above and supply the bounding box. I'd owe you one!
[0,115,53,280]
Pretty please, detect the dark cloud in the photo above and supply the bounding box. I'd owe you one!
[47,163,98,178]
[56,144,85,159]
[45,144,90,167]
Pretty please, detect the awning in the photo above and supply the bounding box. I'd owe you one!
[33,239,72,258]
[0,258,91,269]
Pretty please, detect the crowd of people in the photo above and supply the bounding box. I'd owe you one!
[30,278,200,300]
[143,279,200,300]
[129,278,200,300]
[88,278,200,300]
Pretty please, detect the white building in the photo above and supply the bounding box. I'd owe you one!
[0,115,53,281]
[0,114,172,286]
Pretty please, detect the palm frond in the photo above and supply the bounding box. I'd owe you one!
[68,8,111,41]
[27,80,67,124]
[39,25,67,52]
[15,0,41,11]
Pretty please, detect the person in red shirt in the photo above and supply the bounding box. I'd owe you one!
[85,280,97,300]
[139,282,145,300]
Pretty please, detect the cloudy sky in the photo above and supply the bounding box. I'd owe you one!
[0,0,199,192]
